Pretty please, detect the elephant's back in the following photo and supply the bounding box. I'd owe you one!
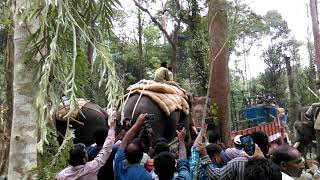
[123,94,167,121]
[82,102,107,119]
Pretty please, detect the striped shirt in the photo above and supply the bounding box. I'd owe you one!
[190,146,211,180]
[200,156,248,180]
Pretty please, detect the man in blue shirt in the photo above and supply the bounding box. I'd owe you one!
[153,128,191,180]
[114,114,152,180]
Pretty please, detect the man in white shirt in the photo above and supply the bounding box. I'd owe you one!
[225,135,245,160]
[270,145,305,180]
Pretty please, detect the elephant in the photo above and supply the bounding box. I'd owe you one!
[294,107,318,168]
[121,93,193,150]
[55,101,109,146]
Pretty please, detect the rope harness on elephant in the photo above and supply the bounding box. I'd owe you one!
[121,80,189,120]
[131,85,147,121]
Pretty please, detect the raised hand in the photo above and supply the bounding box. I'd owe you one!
[176,127,186,142]
[244,144,265,159]
[136,113,147,126]
[110,119,116,130]
[196,143,207,157]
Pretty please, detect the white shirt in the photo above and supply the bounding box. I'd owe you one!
[281,172,294,180]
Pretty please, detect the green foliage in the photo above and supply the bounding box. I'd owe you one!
[259,43,288,106]
[295,66,315,106]
[34,129,74,180]
[209,103,219,126]
[0,30,5,102]
[229,3,268,50]
[263,10,290,39]
[18,0,121,176]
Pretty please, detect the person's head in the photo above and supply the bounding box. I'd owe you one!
[125,138,144,164]
[154,137,168,145]
[271,145,304,177]
[250,131,269,155]
[233,135,244,149]
[93,128,107,146]
[244,159,282,180]
[69,143,88,166]
[154,151,176,180]
[209,134,220,144]
[206,143,222,164]
[168,66,173,71]
[160,62,168,68]
[154,141,170,155]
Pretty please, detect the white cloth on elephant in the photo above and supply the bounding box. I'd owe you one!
[281,172,294,180]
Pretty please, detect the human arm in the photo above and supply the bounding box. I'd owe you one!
[119,113,146,149]
[84,119,116,172]
[177,128,187,160]
[243,144,265,159]
[193,124,207,146]
[175,159,192,180]
[196,143,234,179]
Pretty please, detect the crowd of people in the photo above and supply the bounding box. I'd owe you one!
[55,113,313,180]
[54,64,319,180]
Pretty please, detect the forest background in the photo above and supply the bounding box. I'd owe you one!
[0,0,319,179]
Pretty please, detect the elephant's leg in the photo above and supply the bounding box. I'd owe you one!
[164,111,180,141]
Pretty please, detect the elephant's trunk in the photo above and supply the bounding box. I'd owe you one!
[293,141,300,148]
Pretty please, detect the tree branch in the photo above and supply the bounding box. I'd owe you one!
[133,0,174,45]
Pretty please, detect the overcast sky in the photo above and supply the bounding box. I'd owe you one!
[119,0,313,78]
[237,0,311,77]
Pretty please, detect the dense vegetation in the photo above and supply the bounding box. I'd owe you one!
[0,0,318,178]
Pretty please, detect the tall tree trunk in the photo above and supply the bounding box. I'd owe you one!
[0,25,14,175]
[284,57,299,131]
[1,6,15,174]
[137,2,144,79]
[7,0,39,179]
[87,41,94,68]
[310,0,320,73]
[171,38,178,73]
[207,0,230,145]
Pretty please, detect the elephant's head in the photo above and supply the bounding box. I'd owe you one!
[294,119,315,146]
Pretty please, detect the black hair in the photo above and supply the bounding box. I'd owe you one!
[125,138,144,164]
[209,134,220,144]
[168,66,173,71]
[154,141,170,155]
[244,159,282,180]
[153,137,168,146]
[251,131,269,155]
[206,143,222,160]
[270,145,295,165]
[154,151,176,180]
[93,128,107,146]
[69,143,86,166]
[160,62,168,67]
